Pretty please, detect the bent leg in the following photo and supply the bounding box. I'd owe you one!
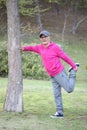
[51,77,63,114]
[54,69,76,93]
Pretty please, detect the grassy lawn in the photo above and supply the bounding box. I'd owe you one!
[0,78,87,130]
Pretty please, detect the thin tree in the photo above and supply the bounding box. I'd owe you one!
[71,0,87,34]
[4,0,23,112]
[71,0,79,34]
[62,14,68,42]
[35,0,43,31]
[62,7,71,42]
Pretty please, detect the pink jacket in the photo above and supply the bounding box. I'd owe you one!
[23,42,76,76]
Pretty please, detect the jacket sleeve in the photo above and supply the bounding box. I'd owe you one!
[55,45,76,68]
[23,45,40,54]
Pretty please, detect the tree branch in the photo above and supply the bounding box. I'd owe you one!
[75,16,87,30]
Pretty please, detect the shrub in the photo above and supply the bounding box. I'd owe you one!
[22,52,49,80]
[86,66,87,70]
[0,41,8,76]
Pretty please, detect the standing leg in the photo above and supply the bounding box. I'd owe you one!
[51,77,63,114]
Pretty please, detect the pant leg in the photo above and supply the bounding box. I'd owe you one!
[51,77,63,114]
[54,69,76,93]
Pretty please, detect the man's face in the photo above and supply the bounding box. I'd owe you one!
[40,35,50,46]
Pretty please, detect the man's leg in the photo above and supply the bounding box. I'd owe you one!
[51,77,63,114]
[54,69,76,93]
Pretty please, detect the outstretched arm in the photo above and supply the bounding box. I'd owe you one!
[20,45,40,54]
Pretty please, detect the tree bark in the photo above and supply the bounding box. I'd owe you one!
[35,0,43,31]
[4,0,23,112]
[72,16,87,34]
[62,8,70,42]
[71,0,79,34]
[62,14,68,42]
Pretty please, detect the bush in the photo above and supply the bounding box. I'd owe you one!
[0,41,8,76]
[22,52,49,80]
[86,66,87,70]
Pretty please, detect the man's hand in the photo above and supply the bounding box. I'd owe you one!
[20,46,24,51]
[73,66,78,72]
[69,63,79,72]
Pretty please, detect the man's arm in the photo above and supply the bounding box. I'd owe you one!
[20,45,40,54]
[55,45,78,71]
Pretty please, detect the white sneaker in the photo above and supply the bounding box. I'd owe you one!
[50,112,64,118]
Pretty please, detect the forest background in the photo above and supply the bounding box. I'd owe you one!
[0,0,87,80]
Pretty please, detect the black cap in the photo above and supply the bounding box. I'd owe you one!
[40,30,50,37]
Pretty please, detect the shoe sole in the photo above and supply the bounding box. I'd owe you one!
[50,115,64,118]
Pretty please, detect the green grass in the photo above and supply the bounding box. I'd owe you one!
[0,78,87,130]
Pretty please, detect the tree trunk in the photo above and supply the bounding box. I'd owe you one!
[62,14,68,42]
[62,8,70,42]
[71,0,79,34]
[4,0,23,112]
[74,16,87,31]
[35,0,43,31]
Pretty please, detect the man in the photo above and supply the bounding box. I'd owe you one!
[21,30,79,118]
